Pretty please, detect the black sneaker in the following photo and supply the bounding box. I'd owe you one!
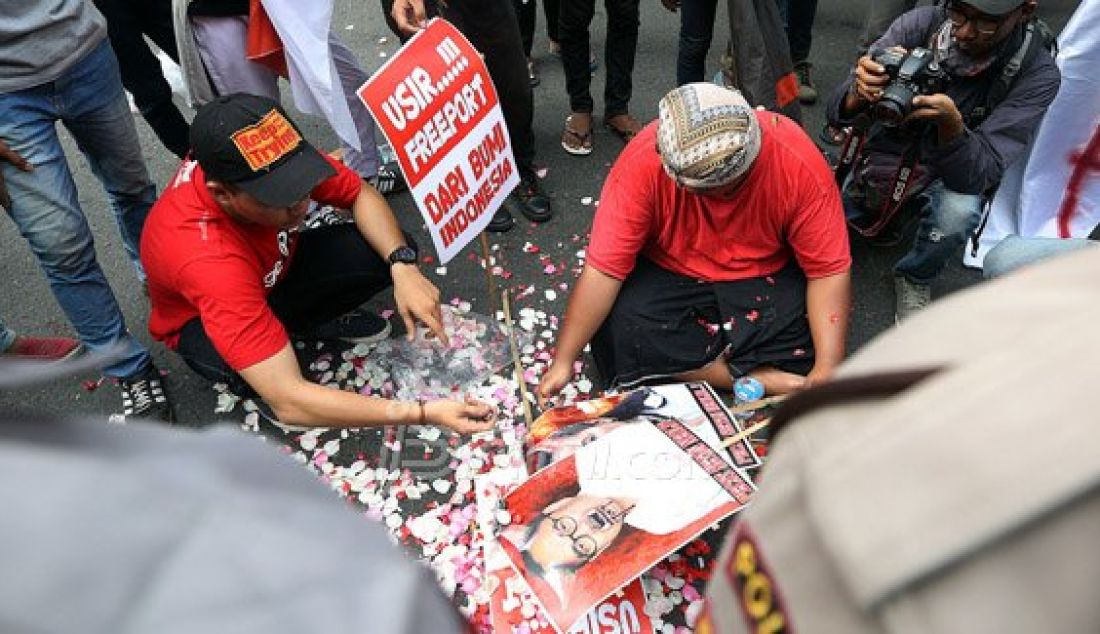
[299,310,392,344]
[503,174,553,223]
[118,364,175,423]
[369,161,407,195]
[487,208,516,233]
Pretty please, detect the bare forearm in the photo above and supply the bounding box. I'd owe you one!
[806,271,851,372]
[352,185,407,259]
[275,380,420,428]
[240,344,418,428]
[552,265,622,366]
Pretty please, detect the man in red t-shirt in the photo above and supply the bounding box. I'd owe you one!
[142,94,494,433]
[538,84,852,402]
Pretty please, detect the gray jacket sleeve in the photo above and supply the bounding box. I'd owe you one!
[825,7,941,129]
[923,55,1060,194]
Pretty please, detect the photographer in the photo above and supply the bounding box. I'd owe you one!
[826,0,1059,320]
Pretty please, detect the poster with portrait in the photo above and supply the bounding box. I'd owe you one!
[500,414,757,633]
[525,383,762,474]
[475,466,654,634]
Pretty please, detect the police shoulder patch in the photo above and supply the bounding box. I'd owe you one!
[725,522,794,633]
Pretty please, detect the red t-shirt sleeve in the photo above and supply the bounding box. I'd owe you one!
[586,156,658,281]
[176,256,289,371]
[311,155,363,208]
[786,183,852,279]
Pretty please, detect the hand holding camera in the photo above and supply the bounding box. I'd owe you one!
[847,46,963,143]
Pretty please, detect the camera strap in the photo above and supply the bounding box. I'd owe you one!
[836,121,924,238]
[833,122,867,189]
[858,141,923,238]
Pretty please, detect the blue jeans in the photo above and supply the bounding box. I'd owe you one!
[982,235,1096,278]
[844,180,983,285]
[0,39,153,378]
[0,317,15,352]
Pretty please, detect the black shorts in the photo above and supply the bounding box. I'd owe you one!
[590,258,814,388]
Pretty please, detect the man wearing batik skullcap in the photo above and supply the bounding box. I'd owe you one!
[539,84,852,402]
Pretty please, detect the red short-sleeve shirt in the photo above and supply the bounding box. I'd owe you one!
[586,112,851,282]
[141,156,362,371]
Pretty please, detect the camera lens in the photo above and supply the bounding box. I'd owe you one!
[873,99,906,126]
[874,84,915,127]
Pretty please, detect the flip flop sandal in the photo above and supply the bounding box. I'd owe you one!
[604,115,642,143]
[561,115,594,156]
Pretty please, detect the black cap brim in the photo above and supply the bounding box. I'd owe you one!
[235,144,337,208]
[961,0,1026,15]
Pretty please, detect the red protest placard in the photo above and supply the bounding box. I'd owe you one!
[359,19,518,263]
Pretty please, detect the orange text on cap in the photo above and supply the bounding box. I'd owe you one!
[231,109,302,172]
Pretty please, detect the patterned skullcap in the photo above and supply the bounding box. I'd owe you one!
[657,83,761,189]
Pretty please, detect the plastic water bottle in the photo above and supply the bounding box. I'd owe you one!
[733,376,765,405]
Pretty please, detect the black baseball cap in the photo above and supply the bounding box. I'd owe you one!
[190,93,335,208]
[954,0,1027,16]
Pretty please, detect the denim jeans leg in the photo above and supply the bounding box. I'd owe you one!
[0,91,151,379]
[57,40,156,282]
[982,236,1095,278]
[0,318,16,352]
[894,182,982,285]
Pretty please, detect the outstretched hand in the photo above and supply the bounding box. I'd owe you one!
[536,361,573,409]
[391,0,428,35]
[392,265,449,345]
[851,53,894,104]
[426,395,497,434]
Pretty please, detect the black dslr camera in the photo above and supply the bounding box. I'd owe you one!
[870,47,949,126]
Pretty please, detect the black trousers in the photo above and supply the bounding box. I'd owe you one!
[676,0,720,85]
[511,0,560,55]
[559,0,639,116]
[94,0,190,159]
[513,0,537,56]
[544,0,561,43]
[380,0,537,176]
[591,258,815,389]
[777,0,818,64]
[176,225,410,395]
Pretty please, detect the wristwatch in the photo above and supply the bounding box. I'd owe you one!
[388,245,418,266]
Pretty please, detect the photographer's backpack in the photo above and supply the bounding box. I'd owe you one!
[833,15,1058,241]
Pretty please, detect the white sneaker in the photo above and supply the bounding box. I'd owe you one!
[894,276,931,322]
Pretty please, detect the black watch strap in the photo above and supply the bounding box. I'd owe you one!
[388,245,418,265]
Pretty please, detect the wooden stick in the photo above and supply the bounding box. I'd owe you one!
[502,289,535,426]
[721,418,771,448]
[726,394,787,415]
[479,232,500,316]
